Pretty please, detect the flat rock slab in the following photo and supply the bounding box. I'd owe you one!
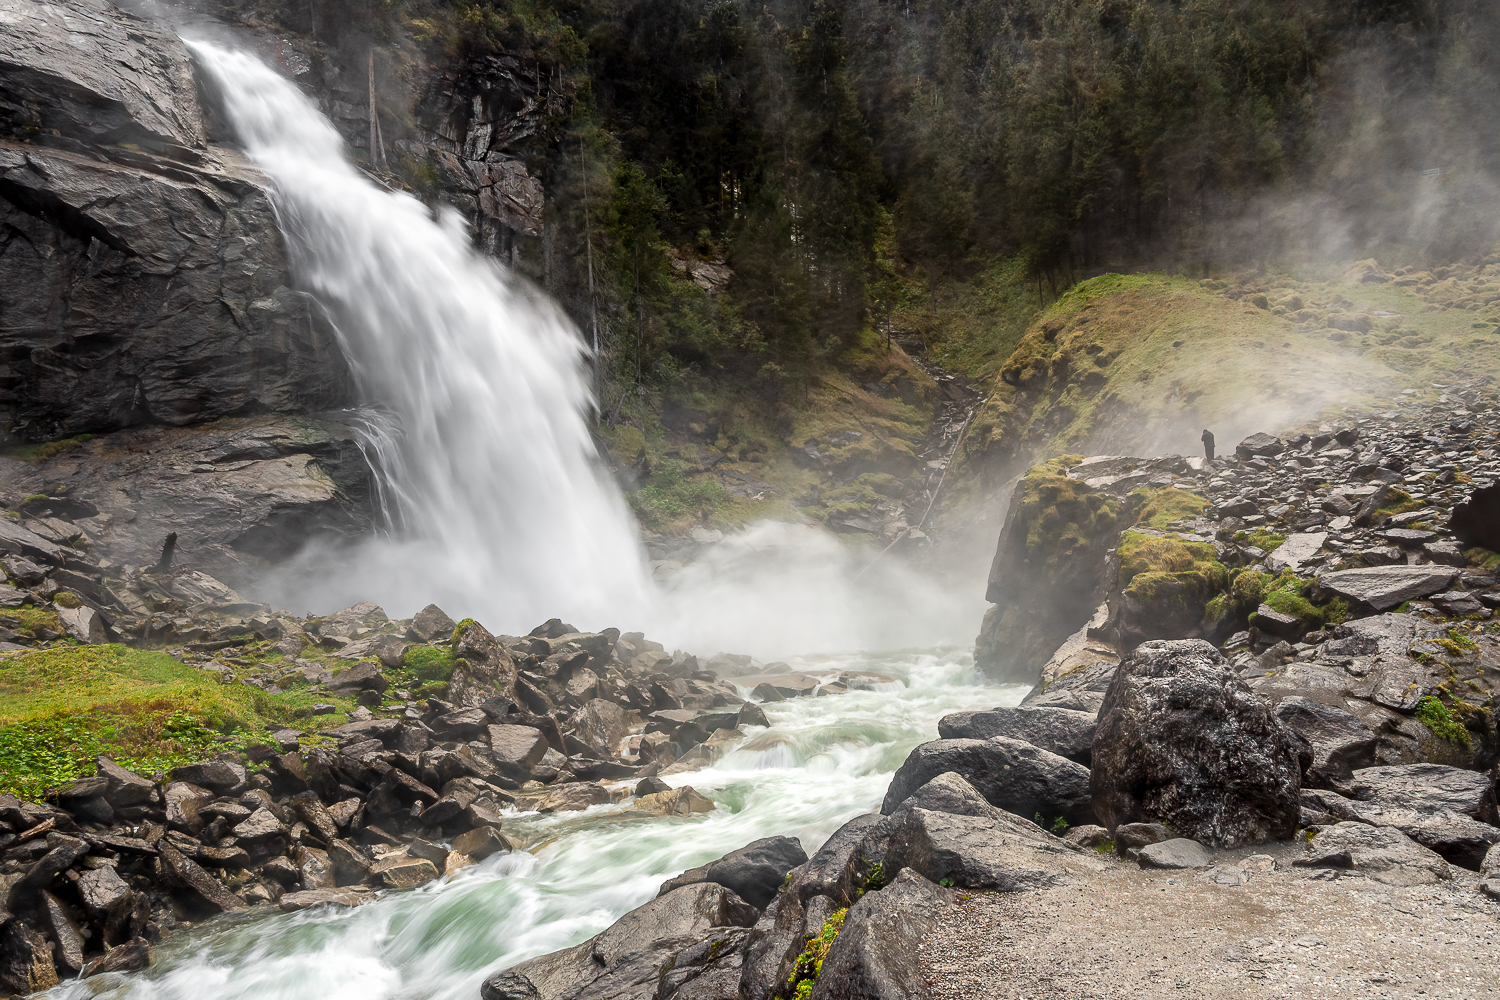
[1317,565,1461,611]
[1266,531,1327,574]
[278,888,368,912]
[1138,838,1212,870]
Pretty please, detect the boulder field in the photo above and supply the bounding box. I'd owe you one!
[469,392,1500,998]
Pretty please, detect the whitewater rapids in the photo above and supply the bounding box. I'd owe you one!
[53,650,1024,1000]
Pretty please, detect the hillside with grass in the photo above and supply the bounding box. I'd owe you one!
[944,259,1500,506]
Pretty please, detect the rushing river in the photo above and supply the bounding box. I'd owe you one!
[56,649,1024,1000]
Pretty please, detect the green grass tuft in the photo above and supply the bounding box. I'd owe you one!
[1415,695,1473,751]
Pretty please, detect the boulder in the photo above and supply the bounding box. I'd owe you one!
[162,782,214,832]
[1063,824,1111,848]
[936,707,1096,766]
[480,972,541,1000]
[880,807,1100,891]
[806,869,948,1000]
[409,604,457,642]
[891,771,1011,821]
[277,888,366,912]
[881,737,1094,827]
[1272,697,1378,788]
[636,786,715,816]
[1020,659,1117,715]
[507,883,757,1000]
[1235,433,1284,459]
[449,620,518,708]
[158,842,246,912]
[1137,838,1211,870]
[452,827,512,861]
[80,938,150,978]
[1091,639,1301,847]
[95,757,155,807]
[0,922,57,995]
[536,783,611,814]
[57,604,108,644]
[371,856,440,889]
[1315,565,1461,612]
[1295,821,1451,885]
[168,760,246,793]
[488,725,549,770]
[657,836,808,909]
[1114,822,1173,854]
[567,699,629,755]
[328,661,387,694]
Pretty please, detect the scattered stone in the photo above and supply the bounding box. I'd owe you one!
[1137,838,1212,870]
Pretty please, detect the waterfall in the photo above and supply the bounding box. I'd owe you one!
[188,42,650,628]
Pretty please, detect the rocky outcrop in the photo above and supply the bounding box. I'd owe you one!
[1090,639,1302,848]
[973,456,1125,680]
[0,0,351,444]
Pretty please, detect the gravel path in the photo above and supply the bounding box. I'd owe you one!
[922,851,1499,1000]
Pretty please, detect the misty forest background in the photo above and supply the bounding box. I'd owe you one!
[220,0,1500,443]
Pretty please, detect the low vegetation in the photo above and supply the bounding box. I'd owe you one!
[786,908,848,1000]
[0,645,353,800]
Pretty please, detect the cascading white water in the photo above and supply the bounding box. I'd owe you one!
[188,42,650,629]
[51,650,1024,1000]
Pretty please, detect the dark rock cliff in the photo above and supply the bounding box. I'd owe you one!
[0,0,370,582]
[0,0,352,442]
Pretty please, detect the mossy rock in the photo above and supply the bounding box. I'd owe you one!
[1018,455,1121,569]
[1132,488,1209,530]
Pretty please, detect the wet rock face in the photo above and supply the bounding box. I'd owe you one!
[1091,639,1302,848]
[0,0,352,445]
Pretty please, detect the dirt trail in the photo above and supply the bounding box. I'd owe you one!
[922,851,1499,1000]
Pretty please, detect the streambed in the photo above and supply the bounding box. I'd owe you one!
[55,649,1024,1000]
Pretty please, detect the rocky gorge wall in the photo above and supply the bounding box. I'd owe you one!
[0,0,381,585]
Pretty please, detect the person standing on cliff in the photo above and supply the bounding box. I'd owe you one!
[1201,429,1216,463]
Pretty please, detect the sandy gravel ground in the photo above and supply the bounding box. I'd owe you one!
[921,850,1499,1000]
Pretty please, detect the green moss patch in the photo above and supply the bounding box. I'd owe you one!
[1017,456,1121,567]
[787,908,848,1000]
[1416,696,1473,751]
[0,645,353,799]
[1133,488,1209,530]
[1372,488,1422,518]
[1118,531,1228,604]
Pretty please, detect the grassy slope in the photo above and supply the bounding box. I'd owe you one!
[952,262,1500,496]
[0,645,356,800]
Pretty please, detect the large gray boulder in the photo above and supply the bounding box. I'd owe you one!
[881,737,1094,827]
[806,869,948,1000]
[658,836,809,910]
[1315,565,1461,612]
[505,883,757,1000]
[937,707,1096,766]
[1091,639,1301,847]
